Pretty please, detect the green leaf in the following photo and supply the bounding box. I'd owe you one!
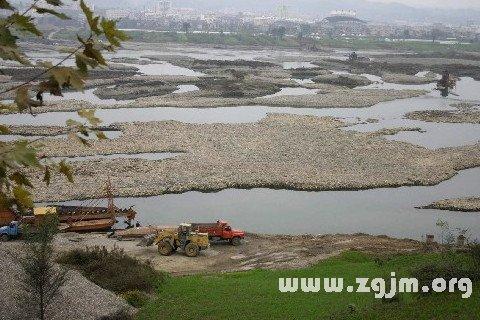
[66,119,82,127]
[38,78,63,96]
[77,109,101,126]
[9,171,33,188]
[101,18,129,47]
[45,0,63,6]
[13,185,33,209]
[83,42,107,66]
[43,166,51,186]
[10,140,40,167]
[80,0,101,35]
[0,125,10,134]
[14,86,30,111]
[0,26,18,47]
[75,52,98,74]
[35,7,70,20]
[8,14,42,37]
[48,67,85,91]
[0,0,14,10]
[0,45,31,65]
[95,131,107,140]
[58,160,74,183]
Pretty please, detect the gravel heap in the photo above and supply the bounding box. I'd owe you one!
[0,243,134,320]
[312,73,373,88]
[255,89,426,108]
[406,103,480,124]
[28,113,480,202]
[420,197,480,212]
[381,72,436,84]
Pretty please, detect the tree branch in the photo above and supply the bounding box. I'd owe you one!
[0,47,80,96]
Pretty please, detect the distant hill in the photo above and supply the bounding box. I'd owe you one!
[87,0,480,24]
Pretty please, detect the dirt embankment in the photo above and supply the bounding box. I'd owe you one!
[53,232,425,275]
[420,197,480,212]
[0,243,134,320]
[26,113,480,202]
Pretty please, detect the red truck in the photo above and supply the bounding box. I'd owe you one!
[191,220,245,245]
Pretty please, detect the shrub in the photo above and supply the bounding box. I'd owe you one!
[121,290,149,308]
[411,261,473,292]
[58,246,164,294]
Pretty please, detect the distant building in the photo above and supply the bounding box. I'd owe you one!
[317,10,369,37]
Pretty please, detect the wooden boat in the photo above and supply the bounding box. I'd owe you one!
[65,218,116,232]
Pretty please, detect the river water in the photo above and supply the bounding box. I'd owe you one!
[5,46,480,239]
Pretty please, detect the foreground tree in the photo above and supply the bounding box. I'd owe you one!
[0,0,128,212]
[17,215,66,320]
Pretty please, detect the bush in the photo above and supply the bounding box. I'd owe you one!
[411,261,473,292]
[121,290,149,308]
[58,246,164,294]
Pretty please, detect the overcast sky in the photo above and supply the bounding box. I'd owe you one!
[374,0,480,8]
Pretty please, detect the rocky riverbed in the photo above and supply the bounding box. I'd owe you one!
[24,113,480,202]
[406,103,480,124]
[420,197,480,212]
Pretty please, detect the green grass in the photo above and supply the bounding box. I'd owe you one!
[52,28,480,54]
[136,251,478,320]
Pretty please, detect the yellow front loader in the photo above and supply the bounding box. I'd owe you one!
[154,223,209,257]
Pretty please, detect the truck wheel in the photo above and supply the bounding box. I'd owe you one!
[158,241,174,256]
[0,234,9,242]
[184,242,200,257]
[231,237,241,246]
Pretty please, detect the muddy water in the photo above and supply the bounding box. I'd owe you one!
[48,167,480,240]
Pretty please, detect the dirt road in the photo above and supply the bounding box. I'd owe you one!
[54,232,424,275]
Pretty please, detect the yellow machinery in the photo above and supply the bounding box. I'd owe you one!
[154,223,209,257]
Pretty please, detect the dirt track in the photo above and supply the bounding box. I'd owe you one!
[54,232,424,276]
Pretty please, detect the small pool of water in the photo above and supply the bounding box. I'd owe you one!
[293,78,314,85]
[173,84,200,94]
[283,61,317,69]
[122,62,204,77]
[47,167,480,240]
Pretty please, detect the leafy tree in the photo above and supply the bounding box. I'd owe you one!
[182,21,191,34]
[17,215,66,320]
[0,0,128,213]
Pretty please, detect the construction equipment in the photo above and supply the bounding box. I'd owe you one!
[154,223,209,257]
[0,210,17,227]
[0,221,21,241]
[191,220,245,245]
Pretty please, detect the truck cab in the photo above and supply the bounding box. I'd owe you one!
[217,220,245,245]
[0,221,21,241]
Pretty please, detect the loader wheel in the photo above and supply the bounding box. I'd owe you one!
[0,234,9,242]
[158,241,174,256]
[184,242,200,257]
[231,237,241,246]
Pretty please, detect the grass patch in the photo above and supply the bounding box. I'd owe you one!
[52,28,480,54]
[58,246,164,307]
[137,251,478,320]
